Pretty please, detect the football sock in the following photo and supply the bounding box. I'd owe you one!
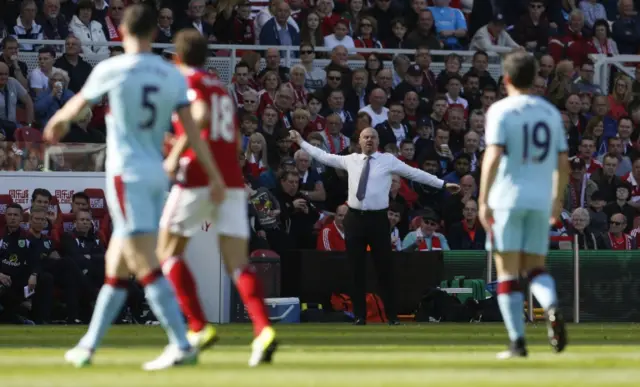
[78,279,128,350]
[497,276,525,342]
[142,270,191,351]
[234,265,270,337]
[528,268,558,310]
[163,256,207,332]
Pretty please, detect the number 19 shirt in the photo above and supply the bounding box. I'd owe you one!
[485,95,569,212]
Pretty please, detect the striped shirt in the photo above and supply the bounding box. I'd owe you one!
[11,17,43,52]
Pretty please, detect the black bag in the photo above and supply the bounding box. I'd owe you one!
[465,297,503,322]
[415,288,474,322]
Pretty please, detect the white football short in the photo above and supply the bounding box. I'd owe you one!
[159,186,249,239]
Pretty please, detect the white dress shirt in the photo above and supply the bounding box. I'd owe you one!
[359,105,389,128]
[300,142,445,210]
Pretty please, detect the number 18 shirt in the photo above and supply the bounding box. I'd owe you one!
[172,68,244,189]
[485,95,568,212]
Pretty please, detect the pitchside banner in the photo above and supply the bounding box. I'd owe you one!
[0,171,232,323]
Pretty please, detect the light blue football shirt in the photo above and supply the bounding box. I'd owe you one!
[80,53,189,178]
[485,95,568,212]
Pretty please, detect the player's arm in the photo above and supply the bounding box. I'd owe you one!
[43,94,90,143]
[478,106,505,212]
[44,62,109,144]
[477,144,503,207]
[290,131,348,170]
[176,104,224,186]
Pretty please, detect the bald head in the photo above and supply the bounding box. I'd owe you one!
[359,127,379,155]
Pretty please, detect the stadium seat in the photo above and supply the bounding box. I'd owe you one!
[250,249,280,259]
[47,196,63,225]
[14,126,43,148]
[84,188,111,242]
[51,213,77,248]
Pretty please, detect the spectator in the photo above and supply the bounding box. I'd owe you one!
[10,0,44,52]
[458,131,481,171]
[511,0,550,52]
[354,15,383,55]
[567,207,606,250]
[446,106,466,153]
[548,60,575,108]
[273,85,295,129]
[231,2,255,45]
[608,74,632,121]
[605,213,637,250]
[257,71,281,115]
[572,61,602,95]
[360,88,389,128]
[39,0,69,42]
[398,140,417,168]
[587,190,609,234]
[229,62,254,109]
[274,170,320,249]
[532,75,547,96]
[548,9,596,67]
[429,0,467,49]
[60,106,105,143]
[29,47,58,97]
[324,19,355,53]
[300,12,324,48]
[591,19,619,57]
[604,181,638,233]
[59,209,106,295]
[603,135,633,177]
[35,68,74,127]
[386,18,410,50]
[325,46,352,86]
[538,54,555,83]
[320,113,350,154]
[70,192,90,214]
[401,211,450,251]
[306,94,326,133]
[470,13,521,53]
[391,55,411,89]
[387,203,403,251]
[322,89,355,135]
[580,0,607,30]
[102,0,125,42]
[292,107,311,137]
[241,89,260,118]
[617,116,638,158]
[255,0,299,42]
[392,64,429,106]
[564,158,599,212]
[406,10,442,50]
[317,204,347,251]
[611,0,640,55]
[591,153,624,202]
[299,43,325,93]
[286,65,309,108]
[402,92,425,135]
[590,94,618,138]
[295,149,326,203]
[436,53,462,93]
[54,36,93,94]
[0,37,28,90]
[367,0,399,42]
[0,204,53,324]
[69,0,109,55]
[448,198,486,250]
[155,7,175,47]
[260,1,301,51]
[624,158,640,206]
[345,68,368,116]
[375,101,409,149]
[259,48,290,83]
[572,136,602,178]
[0,62,35,137]
[177,0,214,40]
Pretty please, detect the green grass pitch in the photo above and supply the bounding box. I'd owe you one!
[1,323,639,386]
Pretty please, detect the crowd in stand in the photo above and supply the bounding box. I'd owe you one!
[3,0,640,323]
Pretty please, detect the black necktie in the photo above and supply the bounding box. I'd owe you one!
[356,156,371,201]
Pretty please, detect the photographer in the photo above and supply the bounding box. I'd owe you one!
[274,170,320,250]
[0,204,54,324]
[27,207,86,324]
[59,209,106,293]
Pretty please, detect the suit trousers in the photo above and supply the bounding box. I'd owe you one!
[343,207,396,321]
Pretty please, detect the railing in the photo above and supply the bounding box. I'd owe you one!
[17,39,506,84]
[590,53,639,95]
[0,141,105,172]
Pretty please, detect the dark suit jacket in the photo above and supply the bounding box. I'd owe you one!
[375,120,410,150]
[38,14,69,40]
[448,221,487,250]
[259,19,301,52]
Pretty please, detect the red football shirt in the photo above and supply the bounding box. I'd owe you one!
[173,69,244,188]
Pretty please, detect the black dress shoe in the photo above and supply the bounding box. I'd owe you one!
[353,318,366,325]
[388,319,400,326]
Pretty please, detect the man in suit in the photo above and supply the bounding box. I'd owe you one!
[259,2,301,54]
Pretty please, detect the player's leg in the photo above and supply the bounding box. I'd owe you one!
[65,237,130,367]
[157,186,214,349]
[490,209,527,359]
[217,189,276,367]
[521,211,567,353]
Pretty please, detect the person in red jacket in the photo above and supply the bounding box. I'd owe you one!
[317,204,348,251]
[548,9,596,67]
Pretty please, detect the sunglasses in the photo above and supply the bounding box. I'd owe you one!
[301,50,314,55]
[112,6,125,10]
[610,221,623,226]
[424,220,438,226]
[529,4,543,9]
[328,76,341,81]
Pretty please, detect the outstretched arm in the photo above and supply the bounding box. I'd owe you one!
[290,130,348,171]
[390,156,460,193]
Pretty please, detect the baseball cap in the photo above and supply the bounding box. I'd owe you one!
[591,190,606,202]
[492,13,506,25]
[407,64,422,77]
[417,116,431,127]
[420,210,440,223]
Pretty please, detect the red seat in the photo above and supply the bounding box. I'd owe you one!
[84,188,111,242]
[52,213,77,248]
[47,196,63,226]
[14,126,43,146]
